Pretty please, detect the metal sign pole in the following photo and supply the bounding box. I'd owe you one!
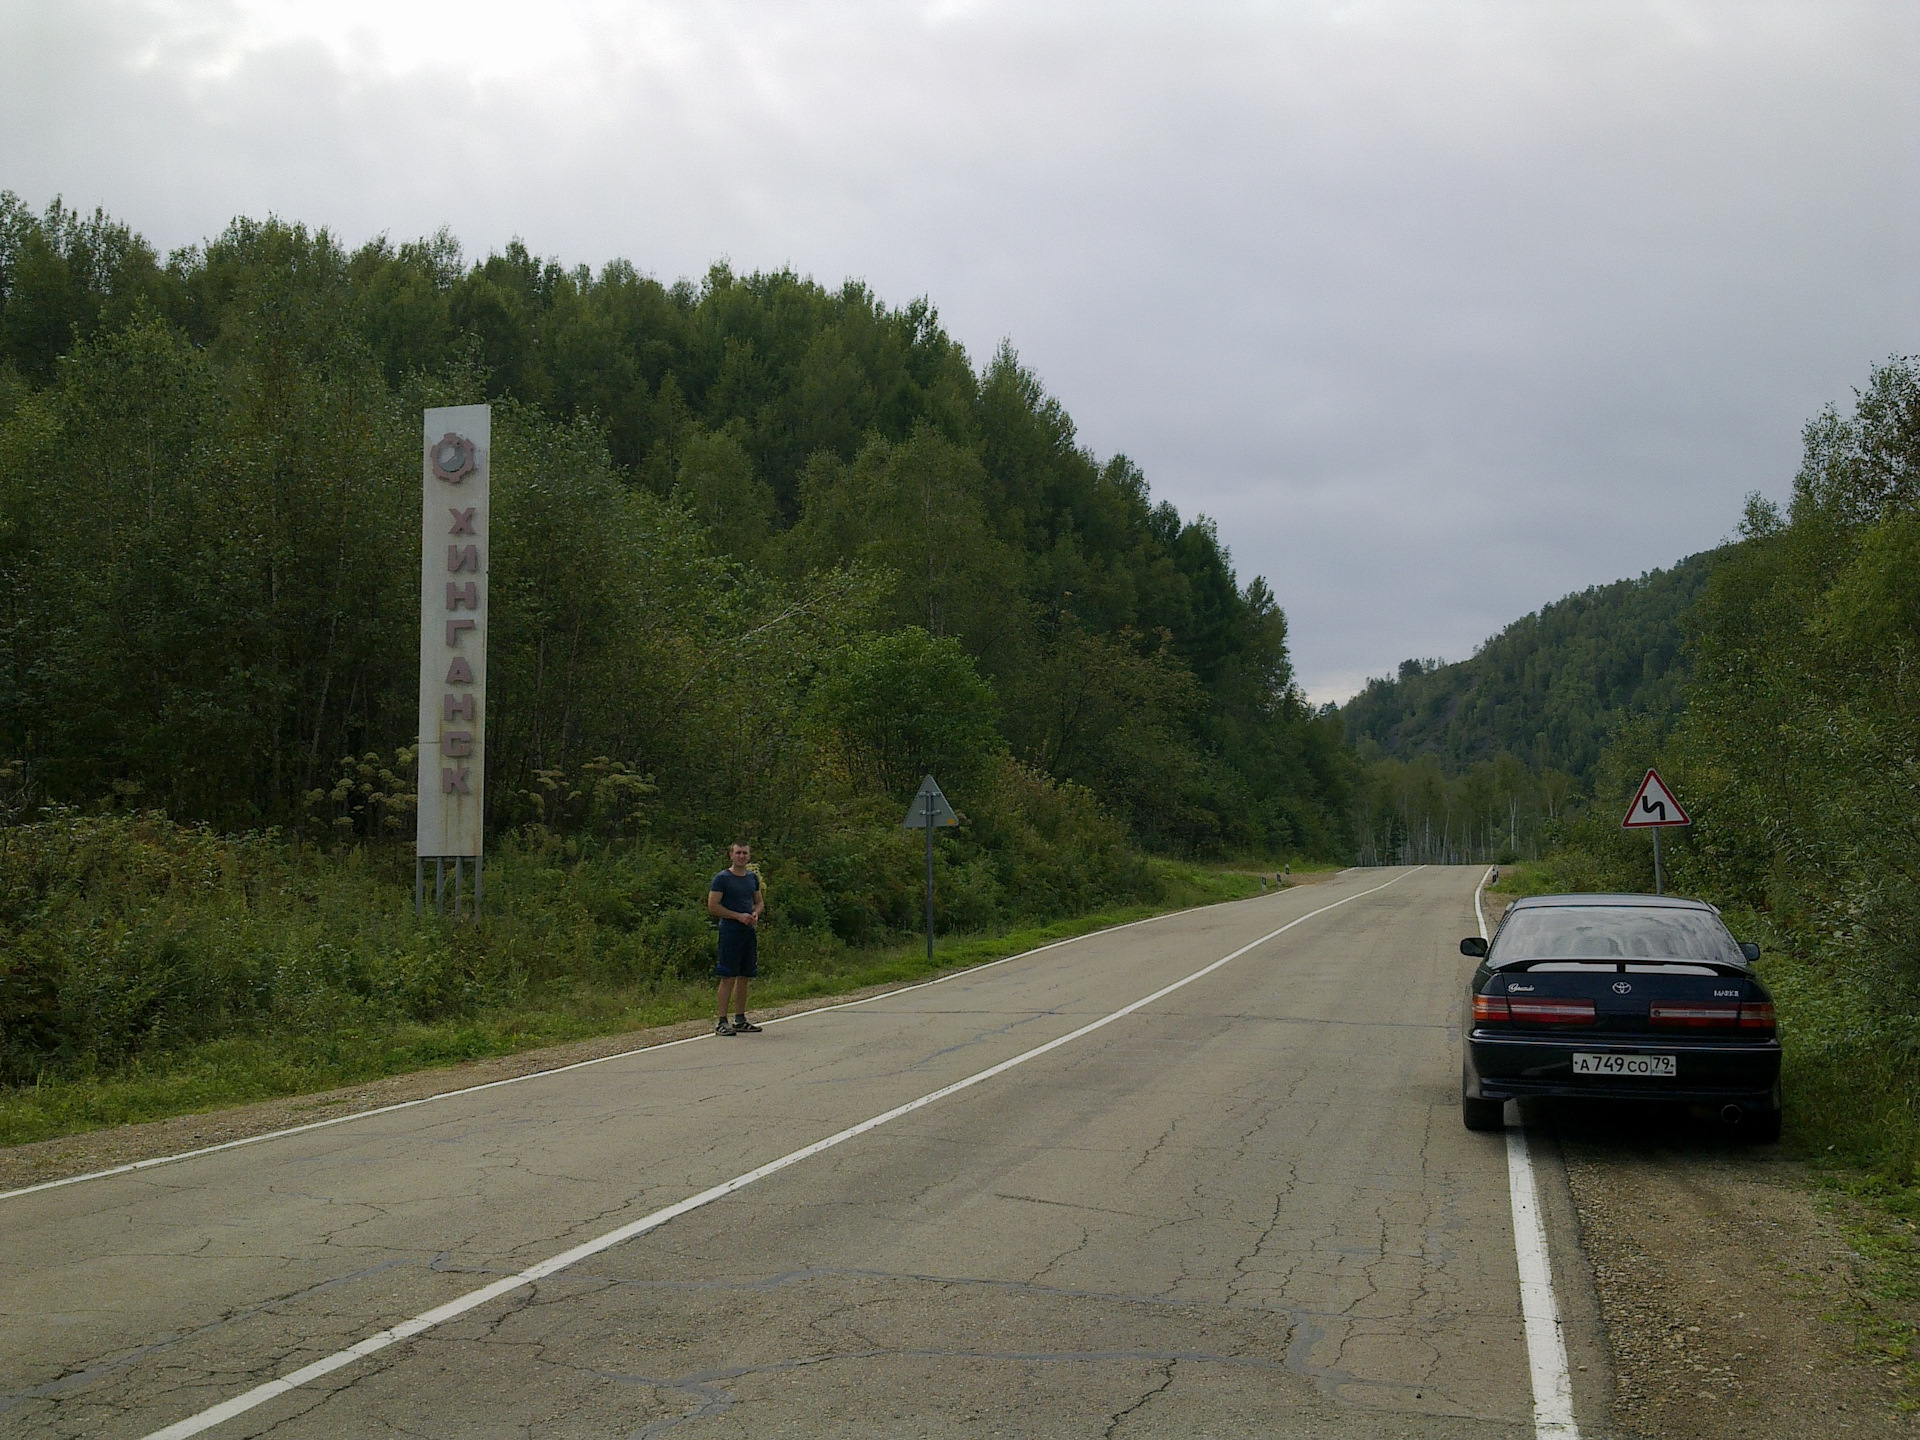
[902,775,957,966]
[925,789,935,967]
[1622,767,1688,898]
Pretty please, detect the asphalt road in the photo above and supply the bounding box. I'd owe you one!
[0,866,1599,1438]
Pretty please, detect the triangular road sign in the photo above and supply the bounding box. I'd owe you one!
[901,774,959,829]
[1621,768,1691,828]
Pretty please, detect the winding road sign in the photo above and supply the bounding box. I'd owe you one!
[1621,768,1690,828]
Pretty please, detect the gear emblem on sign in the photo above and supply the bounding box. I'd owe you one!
[430,433,476,483]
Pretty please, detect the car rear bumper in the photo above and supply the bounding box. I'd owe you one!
[1465,1032,1782,1106]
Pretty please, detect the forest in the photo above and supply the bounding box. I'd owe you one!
[0,194,1344,1108]
[0,194,1349,857]
[1343,550,1716,781]
[1337,548,1716,866]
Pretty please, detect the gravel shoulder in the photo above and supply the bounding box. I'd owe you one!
[1549,1111,1918,1437]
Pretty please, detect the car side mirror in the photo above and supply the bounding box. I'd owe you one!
[1460,936,1489,958]
[1740,942,1761,962]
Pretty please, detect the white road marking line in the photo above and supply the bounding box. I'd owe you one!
[1476,866,1580,1440]
[134,868,1423,1440]
[1,885,1267,1205]
[1506,1128,1579,1437]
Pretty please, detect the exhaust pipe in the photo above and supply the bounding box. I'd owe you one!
[1720,1104,1745,1125]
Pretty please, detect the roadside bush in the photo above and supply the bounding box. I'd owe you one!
[969,756,1160,918]
[0,771,1162,1088]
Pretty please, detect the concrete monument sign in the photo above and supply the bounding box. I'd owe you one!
[416,405,489,911]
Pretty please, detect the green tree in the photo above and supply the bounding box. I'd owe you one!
[785,426,1026,667]
[0,197,1354,863]
[810,628,1003,804]
[672,427,775,567]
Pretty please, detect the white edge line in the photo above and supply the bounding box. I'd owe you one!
[1,882,1295,1204]
[1477,866,1580,1440]
[136,867,1424,1440]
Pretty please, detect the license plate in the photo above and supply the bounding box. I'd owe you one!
[1574,1053,1676,1077]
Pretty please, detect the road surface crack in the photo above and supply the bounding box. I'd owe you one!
[1102,1359,1175,1436]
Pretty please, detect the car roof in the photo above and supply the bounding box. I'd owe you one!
[1504,893,1719,913]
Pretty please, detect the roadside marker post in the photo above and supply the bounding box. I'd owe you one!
[1620,768,1690,895]
[901,775,959,967]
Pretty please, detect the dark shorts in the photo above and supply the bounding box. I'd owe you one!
[716,925,758,978]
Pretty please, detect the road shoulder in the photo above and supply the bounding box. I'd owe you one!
[0,877,1345,1196]
[1560,1127,1918,1436]
[0,974,954,1194]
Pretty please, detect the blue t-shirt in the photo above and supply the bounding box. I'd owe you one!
[710,869,760,934]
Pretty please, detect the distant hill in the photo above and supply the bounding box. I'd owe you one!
[1340,549,1723,782]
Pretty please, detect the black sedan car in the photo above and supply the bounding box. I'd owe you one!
[1461,894,1781,1139]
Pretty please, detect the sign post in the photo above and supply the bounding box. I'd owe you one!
[1620,767,1690,896]
[901,775,959,967]
[416,405,490,920]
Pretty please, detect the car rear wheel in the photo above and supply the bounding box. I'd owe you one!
[1462,1094,1505,1132]
[1744,1106,1782,1144]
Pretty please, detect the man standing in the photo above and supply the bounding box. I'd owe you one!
[708,842,764,1035]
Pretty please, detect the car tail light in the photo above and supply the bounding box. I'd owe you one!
[1649,1002,1741,1028]
[1508,997,1597,1025]
[1473,994,1510,1023]
[1738,1001,1776,1033]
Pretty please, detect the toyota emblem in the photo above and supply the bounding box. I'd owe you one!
[1612,981,1632,994]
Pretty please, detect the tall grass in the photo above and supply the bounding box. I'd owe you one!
[0,811,1264,1147]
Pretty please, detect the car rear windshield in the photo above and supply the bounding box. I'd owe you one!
[1488,906,1746,966]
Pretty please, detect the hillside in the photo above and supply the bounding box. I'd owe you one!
[0,193,1355,858]
[1341,549,1721,783]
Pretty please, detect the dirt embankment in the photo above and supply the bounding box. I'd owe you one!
[1552,1112,1920,1437]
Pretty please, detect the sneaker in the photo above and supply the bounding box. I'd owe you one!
[732,1017,763,1033]
[714,1018,735,1036]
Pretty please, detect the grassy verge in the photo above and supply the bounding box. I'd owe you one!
[1776,931,1920,1411]
[0,858,1262,1149]
[1821,1182,1920,1409]
[1485,859,1566,901]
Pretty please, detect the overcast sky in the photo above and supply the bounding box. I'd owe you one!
[3,0,1914,701]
